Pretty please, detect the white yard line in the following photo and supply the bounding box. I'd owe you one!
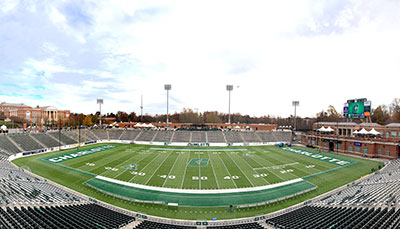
[227,153,256,187]
[151,148,247,151]
[207,152,220,189]
[217,154,238,188]
[96,152,142,177]
[128,153,164,182]
[144,152,172,185]
[179,153,192,189]
[112,152,154,179]
[162,152,181,187]
[235,155,270,185]
[198,153,201,189]
[250,154,296,180]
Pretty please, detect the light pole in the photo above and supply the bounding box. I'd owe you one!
[97,99,103,127]
[164,84,171,123]
[292,101,299,130]
[140,95,143,122]
[226,85,233,124]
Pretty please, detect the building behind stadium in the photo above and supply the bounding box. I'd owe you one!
[301,122,400,159]
[0,102,70,125]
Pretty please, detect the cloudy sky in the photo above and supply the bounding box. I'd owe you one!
[1,0,399,118]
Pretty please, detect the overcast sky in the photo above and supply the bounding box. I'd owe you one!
[1,0,399,118]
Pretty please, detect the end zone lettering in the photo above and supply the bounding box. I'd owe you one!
[283,148,351,166]
[47,145,116,163]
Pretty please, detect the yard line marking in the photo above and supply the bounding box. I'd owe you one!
[217,154,238,188]
[248,153,288,181]
[162,152,181,187]
[198,152,201,189]
[234,155,270,185]
[73,147,127,170]
[227,153,255,187]
[128,153,164,182]
[96,153,141,177]
[180,152,192,189]
[145,151,173,185]
[207,152,220,189]
[151,148,247,151]
[112,152,155,179]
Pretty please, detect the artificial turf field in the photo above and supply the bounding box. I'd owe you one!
[13,143,383,220]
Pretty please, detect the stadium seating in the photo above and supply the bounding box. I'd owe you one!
[91,129,109,140]
[136,130,157,142]
[0,136,21,155]
[153,131,174,142]
[108,129,124,140]
[0,204,135,229]
[48,132,76,145]
[240,132,261,143]
[119,129,141,141]
[8,134,43,151]
[135,221,196,229]
[206,222,264,229]
[224,132,244,143]
[31,133,60,148]
[206,131,226,143]
[191,131,206,143]
[255,131,276,142]
[171,131,190,142]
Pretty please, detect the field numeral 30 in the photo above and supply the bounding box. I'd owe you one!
[159,175,176,179]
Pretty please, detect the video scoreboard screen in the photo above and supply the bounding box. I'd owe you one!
[344,98,371,119]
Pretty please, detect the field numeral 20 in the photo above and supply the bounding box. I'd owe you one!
[192,176,208,180]
[159,175,176,179]
[306,165,315,168]
[86,163,95,166]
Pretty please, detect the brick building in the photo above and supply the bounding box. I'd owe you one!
[301,122,400,159]
[0,102,70,125]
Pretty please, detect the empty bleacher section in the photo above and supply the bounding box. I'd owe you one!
[206,222,264,229]
[135,221,196,229]
[272,131,291,142]
[48,132,76,145]
[172,131,190,142]
[224,132,244,143]
[0,204,135,229]
[256,131,276,142]
[7,135,43,152]
[31,133,60,148]
[91,129,109,140]
[206,131,225,143]
[191,131,206,143]
[0,136,21,155]
[240,132,261,143]
[136,130,157,142]
[108,129,124,140]
[119,129,141,141]
[153,131,173,142]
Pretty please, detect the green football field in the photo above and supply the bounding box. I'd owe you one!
[13,143,383,220]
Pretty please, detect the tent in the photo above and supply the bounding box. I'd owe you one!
[353,130,359,135]
[358,128,369,135]
[325,126,334,132]
[318,126,327,132]
[0,125,7,131]
[134,123,144,128]
[368,128,381,135]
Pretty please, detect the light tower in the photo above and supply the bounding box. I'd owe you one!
[226,85,233,124]
[292,101,299,130]
[140,95,143,122]
[97,99,103,126]
[164,84,171,123]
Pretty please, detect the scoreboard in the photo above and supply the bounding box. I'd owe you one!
[344,98,371,118]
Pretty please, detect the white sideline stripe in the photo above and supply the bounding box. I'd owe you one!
[150,148,247,151]
[95,175,304,194]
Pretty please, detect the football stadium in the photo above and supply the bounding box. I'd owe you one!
[2,1,400,228]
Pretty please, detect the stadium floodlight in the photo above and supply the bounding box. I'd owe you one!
[164,84,171,123]
[140,95,143,122]
[292,101,299,130]
[97,99,103,126]
[226,85,233,124]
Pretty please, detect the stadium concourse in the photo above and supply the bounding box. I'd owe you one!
[0,129,399,228]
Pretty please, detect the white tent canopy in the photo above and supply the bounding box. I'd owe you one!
[318,126,327,132]
[325,126,334,132]
[358,128,369,135]
[353,130,359,134]
[368,128,381,135]
[0,125,7,131]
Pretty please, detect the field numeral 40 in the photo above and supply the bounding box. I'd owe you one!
[224,176,239,180]
[253,173,267,178]
[280,169,294,174]
[131,171,146,176]
[159,175,176,179]
[192,176,208,180]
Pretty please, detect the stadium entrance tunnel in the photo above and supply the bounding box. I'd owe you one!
[84,177,316,207]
